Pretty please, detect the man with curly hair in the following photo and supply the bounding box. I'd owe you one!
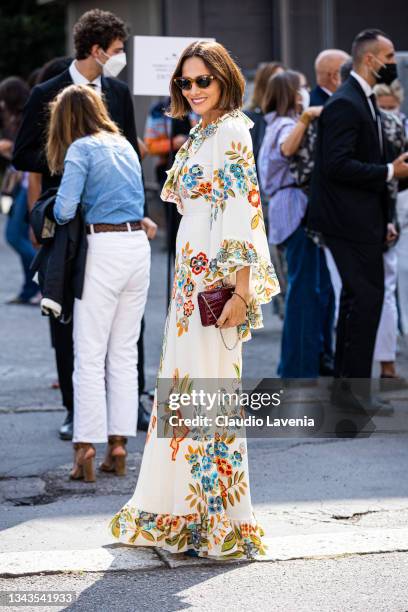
[13,9,155,440]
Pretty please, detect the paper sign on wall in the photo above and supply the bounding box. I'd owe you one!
[133,36,215,96]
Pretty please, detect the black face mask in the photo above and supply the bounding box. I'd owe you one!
[374,62,398,85]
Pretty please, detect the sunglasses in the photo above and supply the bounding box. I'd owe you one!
[174,75,216,91]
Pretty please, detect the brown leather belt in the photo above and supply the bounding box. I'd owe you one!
[86,221,142,234]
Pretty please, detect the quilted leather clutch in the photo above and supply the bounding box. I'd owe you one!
[197,286,234,327]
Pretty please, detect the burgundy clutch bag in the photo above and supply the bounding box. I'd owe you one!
[197,286,234,327]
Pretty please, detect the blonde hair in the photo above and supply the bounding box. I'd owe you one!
[374,80,404,105]
[169,40,245,119]
[47,84,120,174]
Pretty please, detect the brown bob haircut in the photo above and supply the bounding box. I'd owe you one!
[169,40,246,119]
[262,70,301,117]
[248,61,285,111]
[47,84,120,175]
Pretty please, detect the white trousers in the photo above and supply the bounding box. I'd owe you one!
[323,245,342,325]
[397,189,408,335]
[73,230,150,443]
[373,247,398,362]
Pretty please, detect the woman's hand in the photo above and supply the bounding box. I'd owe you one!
[386,222,398,244]
[305,105,323,119]
[141,216,158,240]
[0,138,13,160]
[216,293,247,329]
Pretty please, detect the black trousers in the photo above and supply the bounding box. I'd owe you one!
[49,316,74,412]
[50,315,146,413]
[325,236,384,379]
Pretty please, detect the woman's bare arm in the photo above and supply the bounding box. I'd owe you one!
[281,106,322,158]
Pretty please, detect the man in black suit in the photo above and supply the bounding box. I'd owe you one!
[13,9,155,437]
[310,49,350,106]
[308,29,408,410]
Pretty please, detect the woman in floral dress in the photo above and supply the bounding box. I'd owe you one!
[110,41,280,560]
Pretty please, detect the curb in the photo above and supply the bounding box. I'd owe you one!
[2,527,408,577]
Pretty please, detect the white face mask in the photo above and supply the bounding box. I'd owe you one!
[299,87,310,111]
[97,50,127,78]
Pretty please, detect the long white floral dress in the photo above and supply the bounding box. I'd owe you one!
[110,110,280,559]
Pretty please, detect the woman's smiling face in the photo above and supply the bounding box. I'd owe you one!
[181,56,221,117]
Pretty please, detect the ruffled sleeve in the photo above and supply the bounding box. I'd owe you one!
[204,112,280,341]
[160,140,190,214]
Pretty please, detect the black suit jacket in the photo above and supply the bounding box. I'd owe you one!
[308,76,389,244]
[30,190,88,320]
[12,69,145,212]
[309,85,330,107]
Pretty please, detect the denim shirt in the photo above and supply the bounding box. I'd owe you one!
[54,132,145,225]
[258,112,307,245]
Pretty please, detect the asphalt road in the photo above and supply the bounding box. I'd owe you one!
[1,552,408,612]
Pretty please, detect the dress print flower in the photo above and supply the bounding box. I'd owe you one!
[211,139,258,222]
[183,300,195,317]
[248,189,261,208]
[197,182,212,196]
[216,457,233,477]
[179,164,213,202]
[201,455,213,472]
[173,242,202,336]
[247,166,258,186]
[201,475,213,492]
[183,276,196,298]
[208,495,224,514]
[182,172,198,190]
[186,451,199,465]
[230,163,244,178]
[191,462,202,480]
[190,164,204,178]
[175,294,183,312]
[214,439,229,458]
[230,450,243,467]
[190,251,209,275]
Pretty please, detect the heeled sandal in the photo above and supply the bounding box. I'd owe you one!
[99,436,128,476]
[70,443,96,482]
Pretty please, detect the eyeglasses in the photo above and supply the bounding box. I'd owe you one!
[174,75,216,91]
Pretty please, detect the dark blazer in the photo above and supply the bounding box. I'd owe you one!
[244,108,266,164]
[12,68,145,210]
[309,85,331,107]
[30,189,87,320]
[307,75,389,244]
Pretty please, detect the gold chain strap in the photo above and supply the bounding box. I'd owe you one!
[201,294,240,351]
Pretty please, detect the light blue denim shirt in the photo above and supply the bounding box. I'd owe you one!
[54,132,144,225]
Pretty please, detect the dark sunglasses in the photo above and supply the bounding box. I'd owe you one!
[174,75,216,91]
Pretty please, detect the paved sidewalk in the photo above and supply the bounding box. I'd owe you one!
[1,213,408,609]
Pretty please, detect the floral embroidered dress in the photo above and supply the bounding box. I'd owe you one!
[110,110,280,559]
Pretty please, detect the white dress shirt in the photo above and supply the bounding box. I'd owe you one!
[350,70,393,181]
[69,60,101,93]
[321,86,333,98]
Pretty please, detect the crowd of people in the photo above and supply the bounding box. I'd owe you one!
[251,32,408,411]
[1,8,408,559]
